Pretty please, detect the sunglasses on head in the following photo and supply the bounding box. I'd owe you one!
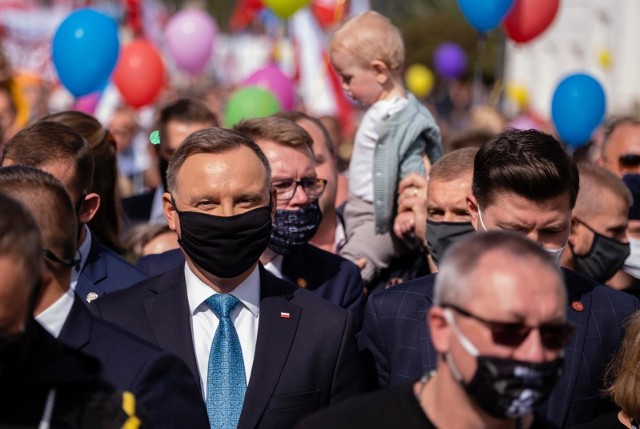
[443,304,575,350]
[619,154,640,168]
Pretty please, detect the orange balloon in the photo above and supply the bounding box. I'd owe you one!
[114,40,165,108]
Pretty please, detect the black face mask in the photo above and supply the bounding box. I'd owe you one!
[571,220,630,283]
[460,355,564,419]
[445,309,564,419]
[269,202,322,255]
[174,203,272,278]
[426,219,476,266]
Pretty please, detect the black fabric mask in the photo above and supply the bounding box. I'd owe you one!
[426,219,475,265]
[571,221,630,283]
[462,355,564,419]
[175,203,272,278]
[269,202,322,255]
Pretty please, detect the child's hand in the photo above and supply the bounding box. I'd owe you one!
[393,211,416,239]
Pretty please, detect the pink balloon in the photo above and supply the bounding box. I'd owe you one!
[243,64,296,111]
[165,9,217,74]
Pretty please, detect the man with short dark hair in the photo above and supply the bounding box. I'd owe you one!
[0,165,209,429]
[359,128,640,427]
[122,97,219,226]
[1,121,147,303]
[299,231,569,428]
[0,191,143,427]
[95,127,365,429]
[2,121,147,302]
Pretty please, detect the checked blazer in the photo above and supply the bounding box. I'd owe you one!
[358,268,640,428]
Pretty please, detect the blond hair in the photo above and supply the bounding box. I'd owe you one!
[605,311,640,422]
[330,11,404,72]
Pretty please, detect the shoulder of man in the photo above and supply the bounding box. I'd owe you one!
[367,273,436,317]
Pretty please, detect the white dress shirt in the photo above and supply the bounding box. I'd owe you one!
[185,263,261,398]
[263,254,284,279]
[35,287,75,338]
[70,224,92,291]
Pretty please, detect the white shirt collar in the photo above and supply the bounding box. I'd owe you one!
[70,225,92,290]
[263,254,284,279]
[35,287,75,338]
[185,263,260,318]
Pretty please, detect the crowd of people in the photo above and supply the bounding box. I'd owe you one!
[2,9,640,429]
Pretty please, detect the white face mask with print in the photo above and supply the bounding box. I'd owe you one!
[477,208,565,267]
[623,237,640,280]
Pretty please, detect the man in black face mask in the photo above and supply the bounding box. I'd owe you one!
[424,147,477,272]
[94,127,365,429]
[299,231,570,428]
[561,163,631,284]
[235,116,365,328]
[121,98,218,228]
[359,129,640,428]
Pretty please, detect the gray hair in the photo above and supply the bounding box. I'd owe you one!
[434,230,565,306]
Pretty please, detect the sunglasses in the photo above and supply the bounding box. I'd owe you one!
[619,154,640,168]
[444,304,575,350]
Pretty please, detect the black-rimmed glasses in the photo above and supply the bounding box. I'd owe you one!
[443,303,574,350]
[272,178,327,202]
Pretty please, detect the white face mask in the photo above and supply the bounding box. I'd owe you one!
[624,237,640,280]
[477,208,565,267]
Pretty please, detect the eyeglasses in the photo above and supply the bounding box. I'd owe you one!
[619,154,640,168]
[272,178,327,202]
[443,304,574,350]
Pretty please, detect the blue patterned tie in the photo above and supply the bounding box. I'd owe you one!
[205,294,246,429]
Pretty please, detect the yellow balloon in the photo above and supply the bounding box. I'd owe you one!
[506,83,529,109]
[405,64,434,98]
[598,48,613,70]
[263,0,311,19]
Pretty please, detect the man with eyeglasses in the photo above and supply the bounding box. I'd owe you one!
[596,117,640,177]
[359,128,640,428]
[299,231,570,428]
[136,117,366,327]
[94,127,365,429]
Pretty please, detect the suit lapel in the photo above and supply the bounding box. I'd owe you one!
[76,234,107,301]
[58,296,92,350]
[142,270,200,383]
[238,267,300,429]
[546,269,593,427]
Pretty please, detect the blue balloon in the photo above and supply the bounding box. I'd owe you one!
[52,9,120,97]
[457,0,514,32]
[551,73,606,148]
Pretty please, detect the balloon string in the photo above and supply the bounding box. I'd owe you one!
[472,33,487,107]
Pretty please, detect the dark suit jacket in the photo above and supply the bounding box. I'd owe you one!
[93,265,366,429]
[76,229,148,303]
[359,268,640,428]
[0,319,132,428]
[136,245,366,328]
[122,188,155,226]
[59,296,209,429]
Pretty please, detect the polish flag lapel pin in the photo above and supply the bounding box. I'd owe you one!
[280,312,291,319]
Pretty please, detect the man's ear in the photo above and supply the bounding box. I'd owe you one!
[163,192,178,231]
[371,60,390,85]
[78,193,100,224]
[467,195,479,231]
[429,307,452,354]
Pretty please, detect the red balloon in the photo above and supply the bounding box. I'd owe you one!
[503,0,559,44]
[311,0,348,30]
[113,40,165,108]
